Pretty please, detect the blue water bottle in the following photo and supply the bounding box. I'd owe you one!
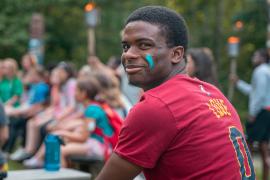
[44,134,62,171]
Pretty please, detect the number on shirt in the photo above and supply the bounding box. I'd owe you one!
[229,127,255,180]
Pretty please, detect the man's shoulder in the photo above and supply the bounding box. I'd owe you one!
[148,74,190,94]
[147,75,210,102]
[124,94,176,134]
[254,63,270,76]
[128,93,174,119]
[133,93,167,111]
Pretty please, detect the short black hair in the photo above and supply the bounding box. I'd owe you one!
[255,48,269,63]
[125,6,188,50]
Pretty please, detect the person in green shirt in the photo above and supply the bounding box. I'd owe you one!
[0,58,23,107]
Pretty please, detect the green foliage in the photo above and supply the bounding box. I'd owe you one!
[0,0,267,119]
[0,0,88,64]
[0,0,165,66]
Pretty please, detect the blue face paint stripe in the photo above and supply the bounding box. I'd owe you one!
[145,54,154,70]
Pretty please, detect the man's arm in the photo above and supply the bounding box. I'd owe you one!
[96,153,142,180]
[5,95,20,106]
[236,80,252,95]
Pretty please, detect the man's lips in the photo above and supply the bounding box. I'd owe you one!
[124,64,146,74]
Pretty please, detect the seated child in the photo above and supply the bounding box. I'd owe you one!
[24,76,118,168]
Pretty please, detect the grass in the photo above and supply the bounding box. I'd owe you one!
[8,160,24,171]
[253,153,263,179]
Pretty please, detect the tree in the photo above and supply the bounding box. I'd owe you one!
[0,0,165,67]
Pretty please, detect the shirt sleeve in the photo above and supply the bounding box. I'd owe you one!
[84,105,104,120]
[29,83,49,105]
[236,79,251,95]
[114,96,177,169]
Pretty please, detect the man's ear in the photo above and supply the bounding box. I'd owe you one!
[171,46,184,64]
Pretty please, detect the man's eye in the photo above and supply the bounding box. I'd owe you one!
[139,43,151,49]
[122,44,130,52]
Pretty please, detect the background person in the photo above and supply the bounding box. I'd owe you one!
[0,58,23,107]
[186,47,219,86]
[231,48,270,180]
[19,53,38,79]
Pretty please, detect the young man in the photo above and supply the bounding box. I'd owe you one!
[231,48,270,180]
[97,6,255,180]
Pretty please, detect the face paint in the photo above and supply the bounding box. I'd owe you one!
[145,54,154,70]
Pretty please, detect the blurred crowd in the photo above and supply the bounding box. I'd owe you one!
[0,53,141,168]
[0,47,219,170]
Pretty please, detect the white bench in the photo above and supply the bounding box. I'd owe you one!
[5,168,91,180]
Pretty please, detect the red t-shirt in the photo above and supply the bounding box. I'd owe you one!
[115,75,255,180]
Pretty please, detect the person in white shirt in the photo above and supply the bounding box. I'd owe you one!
[231,48,270,180]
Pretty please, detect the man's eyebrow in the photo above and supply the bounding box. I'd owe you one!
[135,38,153,43]
[121,38,154,44]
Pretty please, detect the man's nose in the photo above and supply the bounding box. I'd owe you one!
[123,46,140,60]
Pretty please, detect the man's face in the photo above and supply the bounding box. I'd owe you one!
[251,52,264,67]
[121,21,174,90]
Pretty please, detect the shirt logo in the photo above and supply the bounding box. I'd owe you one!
[207,98,231,118]
[199,85,211,96]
